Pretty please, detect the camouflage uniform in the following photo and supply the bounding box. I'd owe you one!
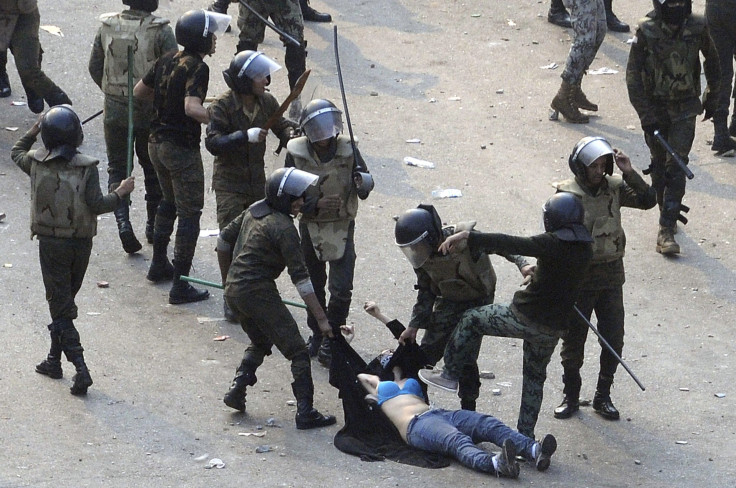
[235,0,305,90]
[219,206,316,409]
[11,128,122,389]
[553,171,656,409]
[88,8,178,244]
[705,0,736,146]
[442,231,593,438]
[626,12,720,231]
[205,89,293,229]
[409,223,530,410]
[0,0,70,106]
[561,0,606,85]
[141,48,209,291]
[285,135,367,346]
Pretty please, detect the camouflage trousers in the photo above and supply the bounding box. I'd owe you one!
[237,0,304,46]
[559,286,625,380]
[705,0,736,119]
[561,0,606,85]
[215,190,261,230]
[148,140,204,219]
[444,304,560,438]
[38,236,93,321]
[643,116,695,228]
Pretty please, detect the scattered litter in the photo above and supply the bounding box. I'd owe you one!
[370,91,378,96]
[679,387,689,391]
[205,458,225,469]
[4,127,18,131]
[255,445,273,453]
[431,189,462,199]
[479,371,495,379]
[266,418,282,428]
[589,67,618,75]
[495,89,504,94]
[286,400,296,406]
[40,25,64,36]
[626,37,635,44]
[540,63,558,70]
[471,13,481,18]
[194,453,209,462]
[197,316,222,324]
[86,312,101,316]
[405,138,421,144]
[238,432,266,437]
[213,335,230,341]
[496,381,512,387]
[448,96,461,101]
[428,98,437,103]
[404,156,435,169]
[492,389,502,396]
[199,229,219,237]
[481,144,487,149]
[715,393,726,398]
[507,19,516,26]
[11,101,26,106]
[675,440,688,445]
[97,281,109,288]
[3,263,12,268]
[0,212,5,222]
[634,460,642,465]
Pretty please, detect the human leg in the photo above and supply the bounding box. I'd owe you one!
[146,141,176,282]
[299,223,328,357]
[299,0,331,22]
[592,287,624,420]
[517,334,559,438]
[135,124,161,244]
[603,0,629,32]
[548,0,572,28]
[0,48,10,97]
[236,0,267,53]
[706,2,736,154]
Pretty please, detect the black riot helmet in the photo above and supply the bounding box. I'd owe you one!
[265,167,319,215]
[300,99,343,143]
[652,0,691,24]
[568,136,614,181]
[395,204,443,268]
[123,0,159,12]
[223,51,281,95]
[543,193,593,243]
[175,9,230,54]
[40,104,83,160]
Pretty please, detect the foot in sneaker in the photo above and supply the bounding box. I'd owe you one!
[534,433,557,471]
[493,439,520,478]
[418,368,459,393]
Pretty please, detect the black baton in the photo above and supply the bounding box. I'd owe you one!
[653,130,694,180]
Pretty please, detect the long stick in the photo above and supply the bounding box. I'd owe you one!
[126,45,134,180]
[81,109,103,125]
[180,276,307,309]
[333,25,366,173]
[574,305,646,391]
[653,130,694,180]
[262,69,310,131]
[237,0,301,47]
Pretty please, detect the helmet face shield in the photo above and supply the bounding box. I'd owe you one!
[279,167,318,199]
[302,107,343,143]
[239,51,281,81]
[203,11,231,36]
[397,231,434,268]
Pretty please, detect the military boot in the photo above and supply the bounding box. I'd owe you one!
[45,87,72,108]
[57,319,93,395]
[223,366,257,412]
[553,369,581,419]
[0,70,10,98]
[169,260,209,304]
[144,198,160,244]
[35,323,63,379]
[300,0,332,22]
[656,225,680,255]
[572,83,598,112]
[23,82,44,114]
[551,81,589,124]
[147,202,175,282]
[604,0,629,32]
[114,202,143,254]
[292,353,336,430]
[593,374,620,420]
[712,115,736,156]
[547,0,572,28]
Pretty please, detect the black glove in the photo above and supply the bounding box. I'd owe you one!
[702,86,717,121]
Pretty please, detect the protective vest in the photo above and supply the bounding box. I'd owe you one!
[638,16,705,101]
[99,11,170,97]
[421,223,496,302]
[289,135,359,261]
[555,176,625,264]
[30,153,100,239]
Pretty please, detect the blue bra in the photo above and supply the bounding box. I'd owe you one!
[376,378,424,405]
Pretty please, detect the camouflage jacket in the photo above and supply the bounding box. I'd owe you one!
[142,49,209,148]
[554,172,656,289]
[205,89,291,196]
[626,14,720,126]
[89,9,177,101]
[408,223,530,330]
[467,231,592,333]
[220,205,310,296]
[11,130,120,239]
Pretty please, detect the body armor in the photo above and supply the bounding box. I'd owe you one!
[30,153,100,238]
[555,176,626,263]
[99,11,170,97]
[422,223,496,302]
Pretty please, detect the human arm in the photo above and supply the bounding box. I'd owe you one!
[11,117,42,175]
[301,288,334,338]
[85,170,134,215]
[88,31,104,89]
[613,149,657,210]
[184,61,210,124]
[700,26,721,120]
[216,211,246,284]
[403,268,435,344]
[365,301,406,339]
[357,373,380,401]
[133,78,154,101]
[204,98,247,156]
[352,147,374,200]
[184,96,209,124]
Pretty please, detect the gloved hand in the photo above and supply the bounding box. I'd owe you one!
[702,85,717,121]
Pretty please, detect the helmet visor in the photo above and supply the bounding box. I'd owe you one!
[577,137,613,168]
[302,107,343,143]
[203,11,231,36]
[279,167,319,199]
[397,231,434,268]
[239,52,281,81]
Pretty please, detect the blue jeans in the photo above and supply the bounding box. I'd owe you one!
[405,409,535,473]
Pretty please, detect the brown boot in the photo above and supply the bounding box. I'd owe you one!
[656,225,680,255]
[551,81,589,123]
[572,83,598,111]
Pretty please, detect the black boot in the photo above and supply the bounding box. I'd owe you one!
[223,363,257,412]
[114,201,143,254]
[144,198,159,244]
[22,82,44,114]
[553,369,581,419]
[300,0,332,22]
[547,0,572,28]
[147,201,175,282]
[593,374,620,420]
[35,322,63,379]
[57,319,93,395]
[44,87,72,107]
[169,259,209,304]
[604,0,629,32]
[292,353,336,430]
[712,114,736,155]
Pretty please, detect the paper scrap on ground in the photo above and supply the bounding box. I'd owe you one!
[199,229,219,237]
[404,156,435,169]
[40,25,64,36]
[589,67,618,75]
[540,63,558,70]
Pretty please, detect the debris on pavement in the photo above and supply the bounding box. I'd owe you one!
[431,189,462,199]
[205,458,225,469]
[404,156,435,169]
